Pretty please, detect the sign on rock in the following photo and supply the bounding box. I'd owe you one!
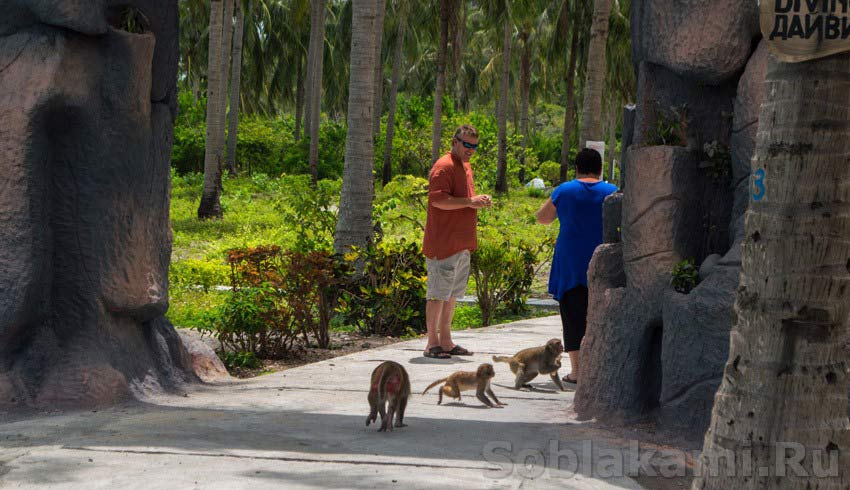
[761,0,850,62]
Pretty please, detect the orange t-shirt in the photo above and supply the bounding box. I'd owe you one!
[422,153,478,260]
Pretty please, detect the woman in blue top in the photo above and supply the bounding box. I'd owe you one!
[536,148,618,386]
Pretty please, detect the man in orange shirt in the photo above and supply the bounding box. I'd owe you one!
[422,125,492,359]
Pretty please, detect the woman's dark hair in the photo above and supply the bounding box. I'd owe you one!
[576,148,603,175]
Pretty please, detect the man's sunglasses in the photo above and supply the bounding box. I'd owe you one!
[455,137,479,150]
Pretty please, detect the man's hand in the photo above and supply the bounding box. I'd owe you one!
[470,194,492,209]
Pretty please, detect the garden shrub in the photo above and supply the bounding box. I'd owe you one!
[279,251,351,349]
[536,160,561,186]
[336,240,426,337]
[276,176,341,253]
[470,240,538,327]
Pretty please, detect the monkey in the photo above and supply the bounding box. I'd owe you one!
[366,361,411,432]
[421,363,506,408]
[492,338,566,391]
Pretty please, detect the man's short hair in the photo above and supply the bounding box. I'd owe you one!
[576,148,603,175]
[454,124,479,140]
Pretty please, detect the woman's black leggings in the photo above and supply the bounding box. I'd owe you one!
[559,285,588,352]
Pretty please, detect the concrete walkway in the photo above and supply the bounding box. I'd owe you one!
[0,316,647,489]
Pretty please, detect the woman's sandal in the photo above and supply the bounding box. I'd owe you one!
[424,346,451,359]
[562,374,578,385]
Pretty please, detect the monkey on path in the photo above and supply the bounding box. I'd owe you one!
[422,363,506,408]
[366,361,411,432]
[492,338,566,391]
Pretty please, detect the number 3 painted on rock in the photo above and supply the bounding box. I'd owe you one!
[752,168,766,202]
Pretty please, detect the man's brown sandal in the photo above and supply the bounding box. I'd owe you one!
[448,345,473,356]
[424,346,451,359]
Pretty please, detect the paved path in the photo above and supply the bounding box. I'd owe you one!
[0,316,645,489]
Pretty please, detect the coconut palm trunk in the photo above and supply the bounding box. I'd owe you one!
[559,25,579,183]
[372,0,386,140]
[295,51,304,142]
[225,1,245,177]
[217,0,234,181]
[198,0,225,219]
[334,0,381,254]
[693,54,850,489]
[430,0,450,164]
[382,2,407,186]
[308,0,326,184]
[518,30,531,184]
[578,0,611,148]
[494,19,511,194]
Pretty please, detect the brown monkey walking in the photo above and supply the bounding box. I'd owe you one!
[492,338,566,391]
[422,363,506,408]
[366,361,411,432]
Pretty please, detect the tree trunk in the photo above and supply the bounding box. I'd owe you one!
[607,104,615,183]
[295,50,304,142]
[372,0,386,140]
[693,54,850,489]
[308,0,326,185]
[334,0,380,254]
[198,0,225,219]
[217,0,234,183]
[430,0,450,164]
[225,1,244,177]
[518,30,531,184]
[578,0,612,148]
[382,4,406,186]
[494,19,511,194]
[559,25,579,183]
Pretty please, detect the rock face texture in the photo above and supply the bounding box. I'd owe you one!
[631,0,760,85]
[575,2,771,439]
[0,0,196,410]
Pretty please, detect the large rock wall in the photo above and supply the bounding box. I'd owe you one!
[575,0,768,438]
[0,0,195,410]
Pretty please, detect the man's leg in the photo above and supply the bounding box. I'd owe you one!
[425,299,445,352]
[437,297,457,350]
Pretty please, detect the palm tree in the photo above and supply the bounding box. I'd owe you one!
[693,53,850,489]
[578,0,612,147]
[477,0,513,193]
[334,0,382,254]
[217,0,235,180]
[373,0,387,139]
[225,0,246,177]
[430,0,453,164]
[198,0,225,219]
[382,0,408,185]
[307,0,327,184]
[494,16,512,193]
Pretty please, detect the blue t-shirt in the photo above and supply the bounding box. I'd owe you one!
[548,179,618,300]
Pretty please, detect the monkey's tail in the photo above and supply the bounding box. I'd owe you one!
[422,378,448,395]
[492,355,512,364]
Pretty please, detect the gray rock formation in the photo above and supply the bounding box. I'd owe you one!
[577,147,705,422]
[602,193,623,244]
[631,0,760,84]
[0,0,195,410]
[659,262,739,437]
[632,62,736,151]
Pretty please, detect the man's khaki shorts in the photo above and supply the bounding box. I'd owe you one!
[426,250,471,301]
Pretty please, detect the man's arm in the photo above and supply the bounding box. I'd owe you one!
[432,194,492,210]
[536,198,556,225]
